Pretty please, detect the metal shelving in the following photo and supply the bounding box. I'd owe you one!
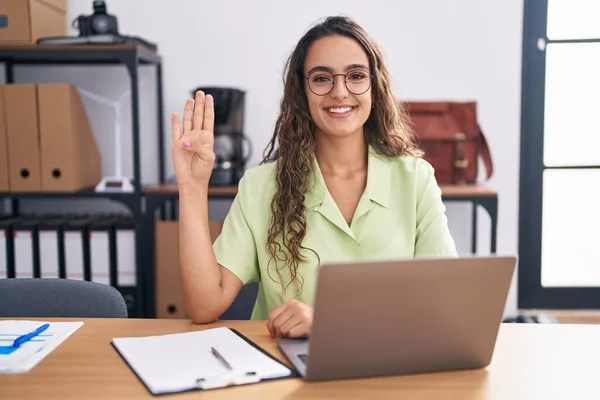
[0,44,164,318]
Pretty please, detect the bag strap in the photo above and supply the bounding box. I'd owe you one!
[453,133,468,185]
[478,125,493,180]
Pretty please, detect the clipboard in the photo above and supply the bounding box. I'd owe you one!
[111,327,299,395]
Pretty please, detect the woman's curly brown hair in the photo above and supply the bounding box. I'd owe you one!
[261,15,422,297]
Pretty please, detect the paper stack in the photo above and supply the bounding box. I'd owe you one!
[0,320,84,374]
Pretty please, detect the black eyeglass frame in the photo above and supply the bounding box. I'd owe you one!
[303,70,374,96]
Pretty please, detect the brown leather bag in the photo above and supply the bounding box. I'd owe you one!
[404,101,493,185]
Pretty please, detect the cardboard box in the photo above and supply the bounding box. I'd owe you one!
[155,221,223,319]
[0,0,67,44]
[0,88,9,191]
[37,84,102,192]
[3,84,43,191]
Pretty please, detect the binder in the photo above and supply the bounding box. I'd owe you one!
[0,220,5,279]
[87,213,135,287]
[0,86,9,191]
[89,216,112,285]
[38,214,79,279]
[100,214,138,317]
[12,216,41,278]
[154,220,186,319]
[113,216,136,287]
[111,327,297,395]
[3,84,43,191]
[37,84,102,192]
[0,215,24,279]
[63,215,96,281]
[155,220,224,319]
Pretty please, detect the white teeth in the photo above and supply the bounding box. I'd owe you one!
[328,107,353,113]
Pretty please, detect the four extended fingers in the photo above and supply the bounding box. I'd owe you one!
[203,93,215,133]
[182,98,194,134]
[172,91,214,147]
[192,91,205,130]
[170,113,181,141]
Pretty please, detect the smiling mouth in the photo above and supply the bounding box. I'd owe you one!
[325,106,356,117]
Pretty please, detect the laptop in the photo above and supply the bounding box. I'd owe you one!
[277,255,516,381]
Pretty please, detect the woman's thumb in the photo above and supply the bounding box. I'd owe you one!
[182,139,200,154]
[183,140,215,164]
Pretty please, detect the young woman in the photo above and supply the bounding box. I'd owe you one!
[171,16,457,339]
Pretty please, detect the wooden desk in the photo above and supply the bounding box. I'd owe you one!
[143,183,238,219]
[143,184,497,200]
[522,309,600,324]
[439,184,497,198]
[143,184,498,255]
[144,184,238,198]
[2,319,600,399]
[440,184,498,254]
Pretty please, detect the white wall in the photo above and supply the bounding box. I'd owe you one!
[11,0,524,315]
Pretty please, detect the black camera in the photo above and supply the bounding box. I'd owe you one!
[74,1,119,36]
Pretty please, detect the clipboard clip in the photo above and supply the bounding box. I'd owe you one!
[196,372,261,390]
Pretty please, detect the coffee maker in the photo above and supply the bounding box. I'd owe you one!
[190,87,252,186]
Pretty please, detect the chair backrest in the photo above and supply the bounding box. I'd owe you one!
[0,278,128,318]
[219,283,258,320]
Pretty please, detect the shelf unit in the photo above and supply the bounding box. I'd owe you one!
[0,44,165,318]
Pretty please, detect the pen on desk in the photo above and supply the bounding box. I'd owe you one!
[211,346,233,370]
[12,323,50,348]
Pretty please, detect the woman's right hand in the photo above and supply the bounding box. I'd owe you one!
[171,91,216,187]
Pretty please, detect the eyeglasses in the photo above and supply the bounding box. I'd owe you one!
[304,69,373,96]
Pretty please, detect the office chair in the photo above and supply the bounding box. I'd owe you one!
[220,283,259,320]
[0,278,128,318]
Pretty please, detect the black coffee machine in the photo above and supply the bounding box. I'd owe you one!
[190,87,252,186]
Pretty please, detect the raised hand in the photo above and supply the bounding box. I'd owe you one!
[171,91,215,187]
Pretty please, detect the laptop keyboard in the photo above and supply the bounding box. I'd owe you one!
[297,353,308,365]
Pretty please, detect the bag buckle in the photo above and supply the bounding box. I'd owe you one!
[455,159,469,169]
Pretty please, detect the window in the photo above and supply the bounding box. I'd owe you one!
[519,0,600,308]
